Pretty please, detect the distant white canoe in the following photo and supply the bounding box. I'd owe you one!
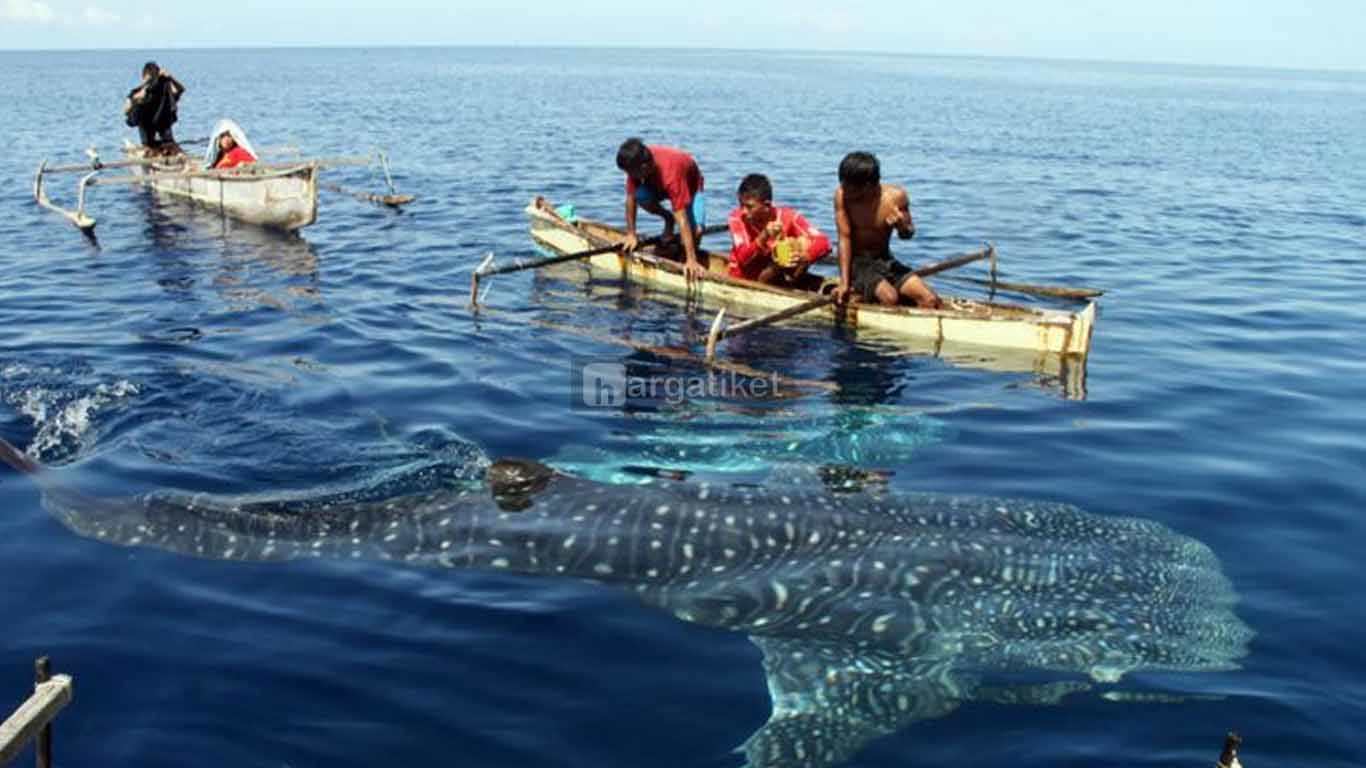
[34,138,410,235]
[124,144,319,231]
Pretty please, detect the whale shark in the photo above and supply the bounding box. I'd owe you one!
[0,436,1252,768]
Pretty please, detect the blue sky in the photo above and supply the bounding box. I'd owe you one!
[1,0,1362,71]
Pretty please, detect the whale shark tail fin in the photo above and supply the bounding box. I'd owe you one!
[0,436,42,475]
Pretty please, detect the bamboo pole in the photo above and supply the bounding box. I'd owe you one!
[319,181,415,208]
[81,156,374,186]
[40,156,162,174]
[0,658,72,767]
[705,295,836,361]
[912,244,996,279]
[470,224,729,308]
[701,244,996,362]
[941,275,1103,300]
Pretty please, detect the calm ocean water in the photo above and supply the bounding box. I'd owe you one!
[1,47,1364,767]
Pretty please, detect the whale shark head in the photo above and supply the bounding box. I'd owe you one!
[487,457,557,510]
[0,438,1253,768]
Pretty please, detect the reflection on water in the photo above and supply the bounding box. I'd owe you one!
[549,393,950,486]
[138,195,323,314]
[529,257,1090,400]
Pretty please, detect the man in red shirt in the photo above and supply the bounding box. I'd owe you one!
[727,173,830,286]
[615,138,707,279]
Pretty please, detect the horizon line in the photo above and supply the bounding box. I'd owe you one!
[1,42,1363,76]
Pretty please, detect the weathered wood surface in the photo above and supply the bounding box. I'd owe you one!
[0,675,72,765]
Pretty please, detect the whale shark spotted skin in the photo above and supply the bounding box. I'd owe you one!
[0,439,1252,768]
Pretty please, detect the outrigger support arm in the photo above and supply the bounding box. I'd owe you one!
[33,160,97,233]
[315,151,415,209]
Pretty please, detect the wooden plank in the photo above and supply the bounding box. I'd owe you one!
[0,676,73,765]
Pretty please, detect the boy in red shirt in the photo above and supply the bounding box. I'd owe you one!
[615,138,706,279]
[727,173,830,286]
[214,133,256,169]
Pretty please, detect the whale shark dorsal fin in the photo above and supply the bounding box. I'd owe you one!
[487,458,558,511]
[739,638,967,768]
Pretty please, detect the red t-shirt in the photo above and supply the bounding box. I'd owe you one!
[726,206,832,279]
[624,145,703,212]
[216,146,257,169]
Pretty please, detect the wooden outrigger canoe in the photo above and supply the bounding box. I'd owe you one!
[34,142,411,235]
[127,144,318,230]
[524,197,1097,361]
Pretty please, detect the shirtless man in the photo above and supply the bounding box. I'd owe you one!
[832,151,942,308]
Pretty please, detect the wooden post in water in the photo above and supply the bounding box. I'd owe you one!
[1216,731,1243,768]
[33,658,51,768]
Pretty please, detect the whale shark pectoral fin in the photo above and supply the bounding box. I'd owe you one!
[738,638,967,768]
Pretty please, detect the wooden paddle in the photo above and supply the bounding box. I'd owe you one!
[470,224,728,307]
[701,244,996,361]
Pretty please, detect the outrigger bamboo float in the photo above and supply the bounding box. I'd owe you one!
[34,130,413,235]
[517,197,1098,362]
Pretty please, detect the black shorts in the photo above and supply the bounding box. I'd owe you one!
[851,252,914,303]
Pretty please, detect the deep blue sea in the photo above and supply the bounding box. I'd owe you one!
[2,47,1364,767]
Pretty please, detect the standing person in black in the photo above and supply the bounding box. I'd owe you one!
[124,61,186,155]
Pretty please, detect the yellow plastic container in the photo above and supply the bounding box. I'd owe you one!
[772,238,798,267]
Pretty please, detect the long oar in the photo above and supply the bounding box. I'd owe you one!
[701,244,996,362]
[470,224,728,307]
